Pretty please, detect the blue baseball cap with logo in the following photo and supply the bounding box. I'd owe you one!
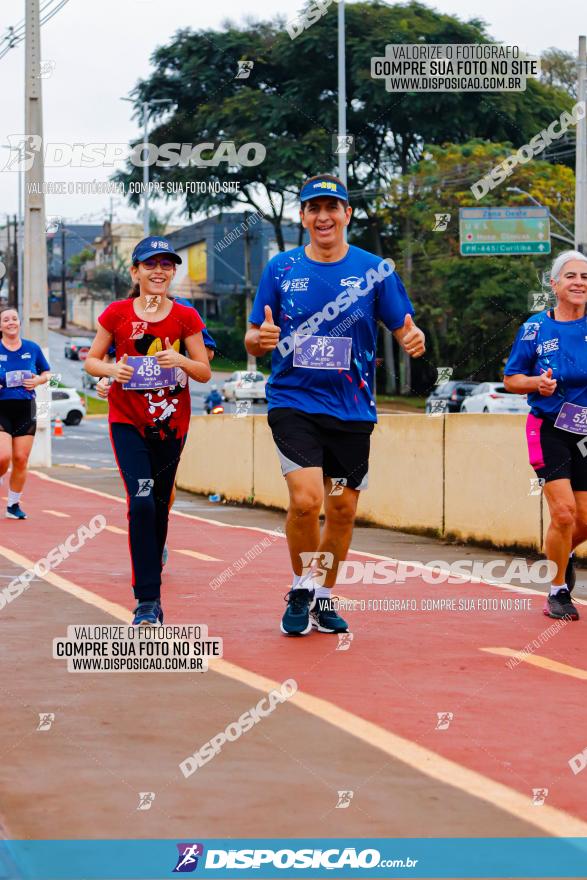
[131,236,182,265]
[300,177,349,204]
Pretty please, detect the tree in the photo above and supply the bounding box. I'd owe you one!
[540,47,577,98]
[68,248,95,276]
[149,207,176,235]
[114,1,573,252]
[380,140,575,386]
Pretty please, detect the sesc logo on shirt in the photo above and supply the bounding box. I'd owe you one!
[542,338,559,354]
[282,277,309,292]
[340,276,362,288]
[290,277,309,292]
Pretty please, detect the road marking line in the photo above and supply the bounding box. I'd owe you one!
[104,525,126,535]
[0,544,129,621]
[482,647,587,680]
[174,548,221,562]
[218,659,587,836]
[1,537,587,836]
[29,471,587,605]
[42,509,70,518]
[30,471,283,534]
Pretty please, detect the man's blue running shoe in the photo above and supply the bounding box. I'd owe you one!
[311,597,349,633]
[132,600,164,626]
[162,545,169,566]
[6,503,27,520]
[280,588,315,635]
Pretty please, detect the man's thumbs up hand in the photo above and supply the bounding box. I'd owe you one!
[398,313,425,358]
[259,304,281,352]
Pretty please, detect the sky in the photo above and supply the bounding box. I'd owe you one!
[0,0,585,227]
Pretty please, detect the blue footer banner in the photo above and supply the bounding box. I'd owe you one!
[1,838,587,879]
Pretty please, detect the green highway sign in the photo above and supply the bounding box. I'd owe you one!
[459,206,551,256]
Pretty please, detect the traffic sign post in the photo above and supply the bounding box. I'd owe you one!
[459,206,551,256]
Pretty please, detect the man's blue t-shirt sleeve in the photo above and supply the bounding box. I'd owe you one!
[249,262,279,325]
[504,325,537,376]
[35,344,51,374]
[375,272,414,331]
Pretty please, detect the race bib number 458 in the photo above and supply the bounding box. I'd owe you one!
[122,356,177,391]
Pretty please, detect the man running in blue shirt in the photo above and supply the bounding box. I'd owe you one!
[245,174,425,636]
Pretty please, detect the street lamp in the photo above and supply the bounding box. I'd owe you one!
[121,97,172,236]
[506,186,575,246]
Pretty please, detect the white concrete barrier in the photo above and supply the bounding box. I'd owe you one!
[177,412,552,553]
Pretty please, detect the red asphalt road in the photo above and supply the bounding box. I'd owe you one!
[4,471,587,825]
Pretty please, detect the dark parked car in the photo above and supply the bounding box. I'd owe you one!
[64,336,92,360]
[81,369,98,390]
[425,381,479,414]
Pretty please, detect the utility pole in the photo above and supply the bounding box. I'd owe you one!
[12,215,18,309]
[109,197,114,270]
[575,36,587,253]
[142,102,150,236]
[0,144,24,311]
[337,0,347,188]
[244,221,256,372]
[17,146,23,314]
[121,97,171,237]
[6,214,16,308]
[337,0,348,244]
[60,221,67,329]
[24,0,50,466]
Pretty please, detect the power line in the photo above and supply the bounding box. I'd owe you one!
[0,0,70,61]
[40,0,71,27]
[4,0,55,36]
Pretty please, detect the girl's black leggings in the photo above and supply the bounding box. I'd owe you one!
[110,422,184,602]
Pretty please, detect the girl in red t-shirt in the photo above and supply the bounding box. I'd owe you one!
[85,237,211,626]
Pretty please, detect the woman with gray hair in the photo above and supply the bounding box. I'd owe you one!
[504,250,587,621]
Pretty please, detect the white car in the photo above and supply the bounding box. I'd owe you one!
[222,371,267,401]
[50,388,86,425]
[460,382,530,414]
